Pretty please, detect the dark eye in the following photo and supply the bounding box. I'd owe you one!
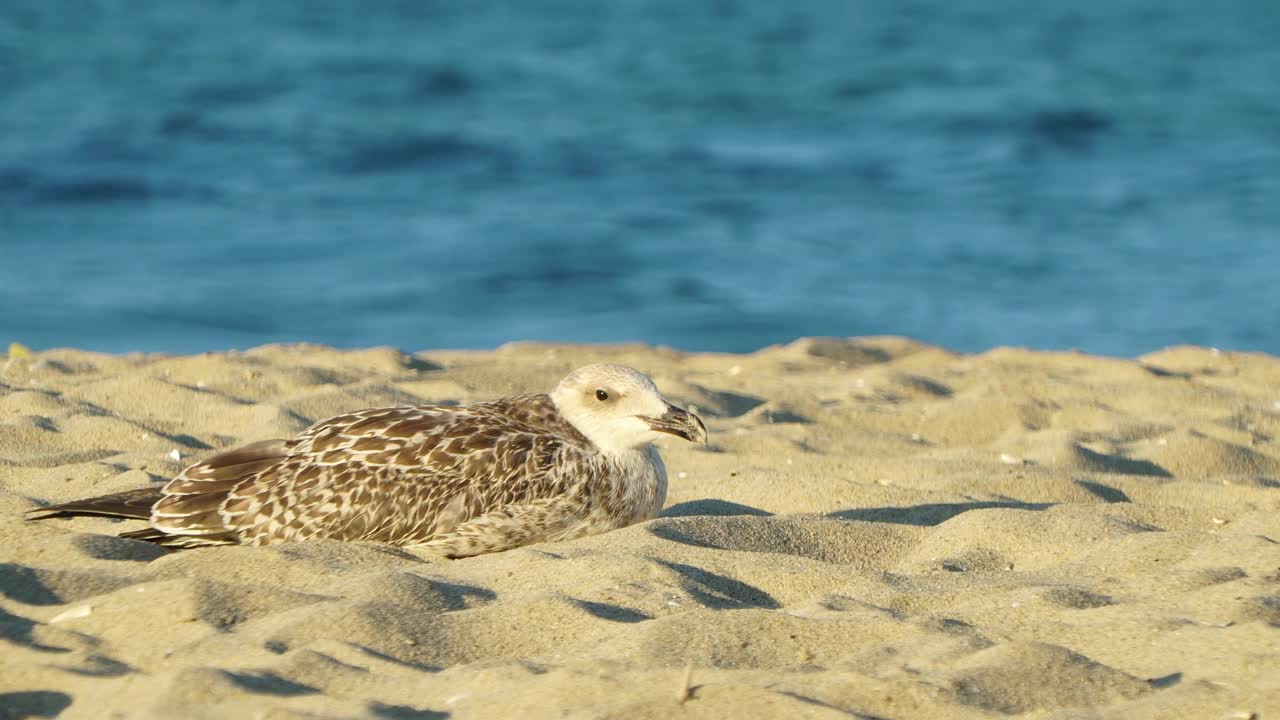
[595,389,609,401]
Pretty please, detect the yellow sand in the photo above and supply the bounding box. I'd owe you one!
[1,338,1278,719]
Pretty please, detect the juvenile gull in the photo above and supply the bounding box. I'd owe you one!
[26,364,707,557]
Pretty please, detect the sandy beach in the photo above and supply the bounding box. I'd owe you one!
[2,338,1278,719]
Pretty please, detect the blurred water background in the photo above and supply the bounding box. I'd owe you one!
[2,1,1278,356]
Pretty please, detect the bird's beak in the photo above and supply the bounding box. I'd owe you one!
[642,404,708,444]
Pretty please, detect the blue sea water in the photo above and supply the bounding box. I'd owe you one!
[2,1,1278,356]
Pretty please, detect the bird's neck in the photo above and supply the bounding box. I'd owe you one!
[598,444,655,465]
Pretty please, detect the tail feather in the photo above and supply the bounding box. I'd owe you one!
[119,526,238,548]
[25,487,164,521]
[26,439,292,549]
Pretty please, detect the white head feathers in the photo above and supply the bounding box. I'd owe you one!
[550,364,707,454]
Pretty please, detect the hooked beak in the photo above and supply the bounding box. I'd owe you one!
[642,404,708,445]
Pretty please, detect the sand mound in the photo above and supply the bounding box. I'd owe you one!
[2,339,1278,718]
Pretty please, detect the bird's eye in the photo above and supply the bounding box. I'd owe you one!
[595,389,609,401]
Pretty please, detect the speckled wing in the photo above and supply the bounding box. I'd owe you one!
[148,394,598,546]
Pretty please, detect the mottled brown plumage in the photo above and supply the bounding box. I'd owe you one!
[27,364,707,557]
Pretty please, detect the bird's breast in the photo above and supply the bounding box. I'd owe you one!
[598,446,667,526]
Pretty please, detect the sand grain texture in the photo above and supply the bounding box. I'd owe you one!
[2,339,1278,718]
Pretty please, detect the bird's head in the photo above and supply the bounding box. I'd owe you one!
[550,364,707,454]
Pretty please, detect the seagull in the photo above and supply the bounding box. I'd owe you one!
[26,364,707,558]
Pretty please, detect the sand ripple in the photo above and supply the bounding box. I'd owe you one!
[2,339,1278,717]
